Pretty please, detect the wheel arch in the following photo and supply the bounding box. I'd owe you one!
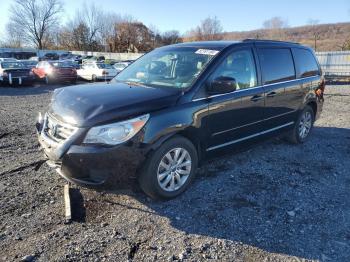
[145,127,204,165]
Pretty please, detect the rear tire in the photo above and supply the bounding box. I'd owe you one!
[286,105,315,144]
[138,136,198,200]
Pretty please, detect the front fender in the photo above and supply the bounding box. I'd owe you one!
[142,100,209,150]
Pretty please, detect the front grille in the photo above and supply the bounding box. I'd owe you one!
[44,114,77,143]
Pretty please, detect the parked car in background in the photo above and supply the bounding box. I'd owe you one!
[77,62,118,81]
[82,55,96,64]
[113,61,133,73]
[21,60,38,69]
[40,53,59,61]
[82,55,105,64]
[74,55,83,64]
[0,60,35,86]
[29,56,40,61]
[0,58,18,62]
[104,59,118,65]
[0,51,36,60]
[60,53,83,64]
[59,53,73,60]
[33,60,77,84]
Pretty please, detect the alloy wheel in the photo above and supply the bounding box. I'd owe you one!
[299,111,312,139]
[157,147,192,192]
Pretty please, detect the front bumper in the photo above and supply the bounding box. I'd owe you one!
[37,118,147,187]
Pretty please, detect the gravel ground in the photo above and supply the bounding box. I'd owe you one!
[0,84,349,262]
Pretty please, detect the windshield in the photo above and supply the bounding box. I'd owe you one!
[114,47,219,89]
[97,63,113,69]
[1,62,24,69]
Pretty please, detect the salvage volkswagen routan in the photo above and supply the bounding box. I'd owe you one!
[37,40,325,199]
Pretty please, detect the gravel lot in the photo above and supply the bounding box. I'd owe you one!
[0,83,349,262]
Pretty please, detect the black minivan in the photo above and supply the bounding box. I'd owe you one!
[37,40,325,199]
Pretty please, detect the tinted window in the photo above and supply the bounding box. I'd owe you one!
[292,48,320,78]
[258,48,295,84]
[211,49,257,90]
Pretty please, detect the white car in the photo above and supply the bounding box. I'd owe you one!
[113,61,132,73]
[77,62,118,81]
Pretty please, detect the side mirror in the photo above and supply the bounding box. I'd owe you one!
[207,76,237,95]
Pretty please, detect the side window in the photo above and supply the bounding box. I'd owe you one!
[211,49,257,90]
[258,48,295,85]
[292,48,320,78]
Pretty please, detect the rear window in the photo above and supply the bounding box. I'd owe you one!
[258,48,295,85]
[292,48,320,78]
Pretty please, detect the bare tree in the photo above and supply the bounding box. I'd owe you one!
[113,21,153,52]
[263,17,289,29]
[308,19,321,51]
[338,38,350,51]
[4,22,24,48]
[162,30,181,45]
[185,16,223,41]
[7,0,63,49]
[74,3,104,51]
[263,16,288,40]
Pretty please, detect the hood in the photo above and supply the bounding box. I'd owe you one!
[49,82,182,127]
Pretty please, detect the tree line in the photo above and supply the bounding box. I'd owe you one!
[2,0,225,52]
[1,0,349,52]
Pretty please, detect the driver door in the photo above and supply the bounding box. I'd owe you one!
[207,47,265,151]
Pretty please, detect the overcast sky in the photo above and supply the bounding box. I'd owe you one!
[0,0,349,37]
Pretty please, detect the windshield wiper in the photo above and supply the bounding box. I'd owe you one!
[124,81,146,87]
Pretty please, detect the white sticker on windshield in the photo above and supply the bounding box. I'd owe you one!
[195,49,220,56]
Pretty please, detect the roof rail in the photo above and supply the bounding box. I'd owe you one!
[242,39,301,45]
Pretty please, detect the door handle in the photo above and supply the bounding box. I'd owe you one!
[250,95,263,102]
[266,91,276,98]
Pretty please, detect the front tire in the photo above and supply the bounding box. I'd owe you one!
[286,105,315,144]
[138,136,198,200]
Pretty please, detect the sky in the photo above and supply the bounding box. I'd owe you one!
[0,0,349,37]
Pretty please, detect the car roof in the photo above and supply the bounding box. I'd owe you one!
[169,41,240,50]
[163,39,306,50]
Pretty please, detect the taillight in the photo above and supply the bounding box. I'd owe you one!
[315,79,325,101]
[102,70,108,75]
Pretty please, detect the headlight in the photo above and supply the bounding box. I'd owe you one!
[83,114,149,145]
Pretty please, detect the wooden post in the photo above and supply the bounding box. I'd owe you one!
[64,184,72,223]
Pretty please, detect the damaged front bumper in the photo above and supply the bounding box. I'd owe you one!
[36,113,146,187]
